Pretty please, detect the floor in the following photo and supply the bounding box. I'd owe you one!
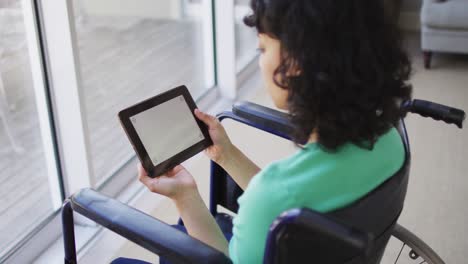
[381,35,468,263]
[77,33,468,264]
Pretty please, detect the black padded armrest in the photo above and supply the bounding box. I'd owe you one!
[69,188,232,264]
[216,101,294,140]
[232,101,293,136]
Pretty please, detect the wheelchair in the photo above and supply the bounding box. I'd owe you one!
[62,99,465,264]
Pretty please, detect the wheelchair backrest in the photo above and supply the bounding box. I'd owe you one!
[210,119,410,264]
[264,120,411,264]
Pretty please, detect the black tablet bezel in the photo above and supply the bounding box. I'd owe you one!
[118,85,212,177]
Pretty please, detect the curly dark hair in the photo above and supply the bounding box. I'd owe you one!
[244,0,412,151]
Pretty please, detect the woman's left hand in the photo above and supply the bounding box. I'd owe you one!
[139,163,229,255]
[138,163,198,202]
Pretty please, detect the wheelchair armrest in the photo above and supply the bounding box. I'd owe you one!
[217,101,295,140]
[65,188,232,264]
[264,208,372,264]
[210,102,295,215]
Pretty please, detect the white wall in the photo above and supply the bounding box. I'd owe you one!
[81,0,182,20]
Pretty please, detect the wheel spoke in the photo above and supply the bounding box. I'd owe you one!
[394,243,406,264]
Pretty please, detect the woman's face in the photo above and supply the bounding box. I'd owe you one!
[258,34,289,110]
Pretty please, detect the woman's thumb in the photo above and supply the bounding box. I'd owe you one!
[195,109,216,127]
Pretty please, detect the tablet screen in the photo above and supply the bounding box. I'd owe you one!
[130,95,205,166]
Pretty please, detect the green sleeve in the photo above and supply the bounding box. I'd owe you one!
[229,164,294,264]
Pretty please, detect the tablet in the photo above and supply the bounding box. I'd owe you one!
[118,86,212,177]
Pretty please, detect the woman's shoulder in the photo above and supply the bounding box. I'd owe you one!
[261,127,404,179]
[252,143,325,186]
[254,126,404,182]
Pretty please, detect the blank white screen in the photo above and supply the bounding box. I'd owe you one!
[131,95,204,166]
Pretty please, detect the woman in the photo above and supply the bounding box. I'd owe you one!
[116,0,412,263]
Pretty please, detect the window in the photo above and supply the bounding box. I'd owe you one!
[70,0,215,186]
[0,0,61,258]
[2,0,259,261]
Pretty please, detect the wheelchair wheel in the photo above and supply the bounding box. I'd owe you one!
[388,224,445,264]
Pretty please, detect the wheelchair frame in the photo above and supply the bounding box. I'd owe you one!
[62,99,464,264]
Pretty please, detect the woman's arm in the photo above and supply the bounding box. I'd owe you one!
[195,109,260,190]
[175,192,229,255]
[138,164,229,255]
[217,145,260,190]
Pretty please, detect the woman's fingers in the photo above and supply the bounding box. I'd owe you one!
[138,171,154,190]
[137,163,161,191]
[165,165,184,177]
[138,163,183,183]
[194,109,217,128]
[172,165,184,174]
[137,162,145,174]
[136,162,197,200]
[137,164,165,194]
[137,163,148,180]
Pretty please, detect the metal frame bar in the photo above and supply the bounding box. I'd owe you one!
[39,0,94,194]
[62,200,77,264]
[22,0,63,209]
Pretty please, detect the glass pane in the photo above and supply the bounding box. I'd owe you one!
[71,0,215,186]
[0,0,56,256]
[235,0,257,72]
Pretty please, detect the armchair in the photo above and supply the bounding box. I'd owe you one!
[421,0,468,68]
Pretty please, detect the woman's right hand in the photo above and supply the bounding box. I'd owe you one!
[138,163,198,202]
[194,109,234,165]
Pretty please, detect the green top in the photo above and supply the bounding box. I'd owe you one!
[228,127,405,263]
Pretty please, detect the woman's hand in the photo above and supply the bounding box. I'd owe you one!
[194,109,234,165]
[139,162,229,254]
[138,163,198,202]
[195,109,260,190]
